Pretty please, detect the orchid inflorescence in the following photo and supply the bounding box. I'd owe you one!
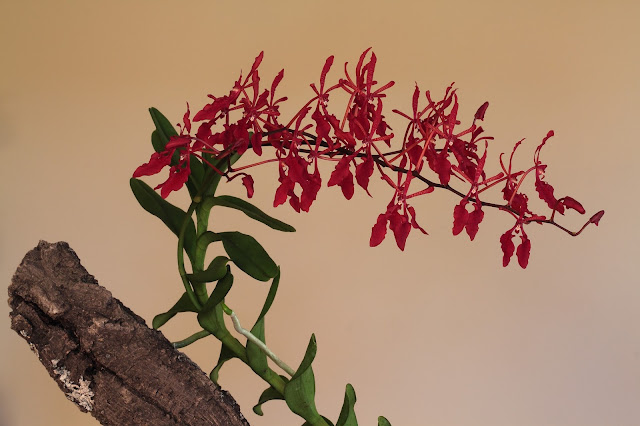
[134,49,603,268]
[131,50,604,426]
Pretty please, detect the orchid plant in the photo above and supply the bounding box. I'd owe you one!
[130,49,604,425]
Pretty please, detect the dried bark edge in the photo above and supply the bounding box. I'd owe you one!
[8,240,249,426]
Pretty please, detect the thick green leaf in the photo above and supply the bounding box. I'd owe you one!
[378,416,391,426]
[284,334,321,424]
[253,382,286,416]
[152,292,198,329]
[204,267,234,311]
[292,334,317,381]
[247,318,268,376]
[186,154,205,198]
[336,384,358,426]
[149,107,178,150]
[247,272,281,378]
[187,256,229,284]
[257,270,280,321]
[210,344,238,384]
[219,231,278,281]
[206,195,296,232]
[130,178,197,263]
[197,268,234,335]
[151,130,164,153]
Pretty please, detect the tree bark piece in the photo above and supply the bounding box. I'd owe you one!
[8,241,249,426]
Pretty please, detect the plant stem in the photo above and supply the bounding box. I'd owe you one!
[177,202,201,311]
[172,329,211,348]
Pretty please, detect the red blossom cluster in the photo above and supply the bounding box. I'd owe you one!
[133,49,604,268]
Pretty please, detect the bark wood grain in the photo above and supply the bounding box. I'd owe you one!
[8,241,249,426]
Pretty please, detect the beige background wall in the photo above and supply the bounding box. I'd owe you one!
[2,1,639,425]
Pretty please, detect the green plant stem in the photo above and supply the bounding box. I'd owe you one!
[188,167,224,307]
[182,152,299,411]
[178,202,202,311]
[172,329,211,348]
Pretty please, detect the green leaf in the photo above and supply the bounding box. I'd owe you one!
[187,256,229,284]
[257,270,280,321]
[247,272,281,378]
[204,267,234,311]
[197,268,234,335]
[151,130,164,153]
[149,107,178,151]
[130,178,197,263]
[205,195,296,232]
[336,384,358,426]
[219,232,278,281]
[253,381,287,416]
[152,292,198,329]
[210,344,238,384]
[284,334,322,424]
[378,416,391,426]
[246,318,268,376]
[187,154,205,198]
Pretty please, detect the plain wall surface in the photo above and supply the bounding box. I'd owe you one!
[2,1,639,425]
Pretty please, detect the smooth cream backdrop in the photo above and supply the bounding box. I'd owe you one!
[2,1,638,425]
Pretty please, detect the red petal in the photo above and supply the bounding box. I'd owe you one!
[355,156,374,193]
[452,202,469,236]
[133,151,172,178]
[242,175,254,198]
[500,229,516,267]
[251,130,263,156]
[561,196,585,214]
[339,174,354,200]
[312,107,332,148]
[407,206,428,235]
[274,179,292,207]
[535,179,562,213]
[370,214,388,247]
[436,154,452,186]
[389,212,410,251]
[320,56,334,89]
[465,203,484,241]
[412,85,420,114]
[516,235,531,268]
[474,101,489,121]
[328,156,354,199]
[183,103,191,133]
[300,168,322,212]
[589,210,605,226]
[157,165,190,199]
[288,193,300,213]
[249,51,264,76]
[271,69,284,96]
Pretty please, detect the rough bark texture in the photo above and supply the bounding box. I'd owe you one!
[8,241,250,426]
